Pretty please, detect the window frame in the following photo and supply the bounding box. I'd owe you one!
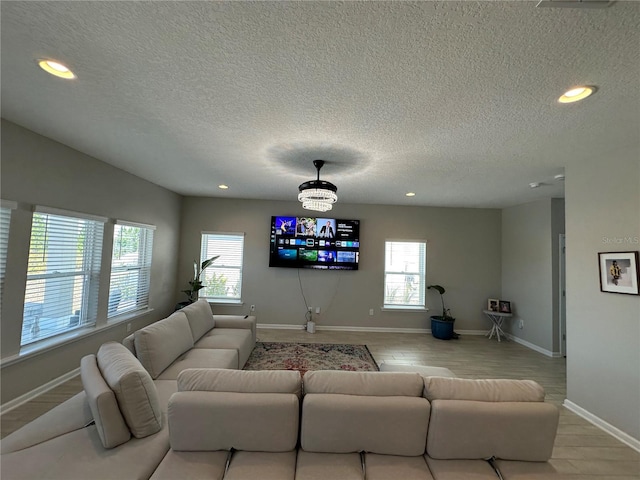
[21,206,106,347]
[383,239,427,310]
[199,232,245,304]
[108,220,156,319]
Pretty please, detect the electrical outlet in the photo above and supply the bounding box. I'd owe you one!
[519,319,524,329]
[126,323,132,333]
[250,305,255,312]
[315,306,321,314]
[369,308,374,316]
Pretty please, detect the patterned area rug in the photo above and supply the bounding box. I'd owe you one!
[243,342,379,376]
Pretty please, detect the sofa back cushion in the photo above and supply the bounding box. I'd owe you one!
[134,311,194,379]
[303,370,424,397]
[96,342,162,438]
[80,354,131,448]
[427,399,559,461]
[169,370,301,452]
[180,299,215,342]
[423,377,545,402]
[301,393,430,456]
[178,368,302,397]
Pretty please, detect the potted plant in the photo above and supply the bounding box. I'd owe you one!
[176,255,219,309]
[427,284,458,340]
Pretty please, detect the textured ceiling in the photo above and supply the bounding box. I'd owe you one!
[1,1,639,208]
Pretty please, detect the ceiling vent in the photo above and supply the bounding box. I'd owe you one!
[536,0,613,8]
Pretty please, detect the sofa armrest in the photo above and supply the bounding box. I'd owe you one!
[213,315,256,343]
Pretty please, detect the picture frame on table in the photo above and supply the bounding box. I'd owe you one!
[498,300,511,314]
[598,251,640,295]
[487,298,499,312]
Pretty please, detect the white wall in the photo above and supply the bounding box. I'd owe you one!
[178,197,502,331]
[565,143,640,442]
[501,198,565,355]
[0,120,182,404]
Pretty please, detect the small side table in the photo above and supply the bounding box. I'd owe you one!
[483,310,512,342]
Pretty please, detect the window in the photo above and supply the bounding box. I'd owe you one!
[1,200,17,308]
[108,221,155,318]
[383,240,426,308]
[200,232,244,302]
[22,207,105,346]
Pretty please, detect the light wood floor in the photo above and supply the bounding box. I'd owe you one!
[2,329,639,478]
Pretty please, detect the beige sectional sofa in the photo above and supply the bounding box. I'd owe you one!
[1,303,563,479]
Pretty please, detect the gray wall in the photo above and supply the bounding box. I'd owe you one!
[501,198,565,354]
[565,144,640,441]
[0,120,182,404]
[179,197,502,331]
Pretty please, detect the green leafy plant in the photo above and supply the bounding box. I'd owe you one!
[427,284,454,321]
[182,255,219,303]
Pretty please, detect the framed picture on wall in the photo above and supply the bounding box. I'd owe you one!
[598,251,640,295]
[498,300,511,314]
[487,298,499,312]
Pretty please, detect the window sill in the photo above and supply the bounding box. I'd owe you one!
[381,306,429,313]
[1,308,154,368]
[206,300,243,307]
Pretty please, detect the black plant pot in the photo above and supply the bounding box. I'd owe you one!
[431,316,455,340]
[175,301,192,311]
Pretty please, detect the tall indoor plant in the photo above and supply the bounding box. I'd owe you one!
[427,284,457,340]
[179,255,219,306]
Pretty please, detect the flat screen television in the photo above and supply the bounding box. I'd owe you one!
[269,216,360,270]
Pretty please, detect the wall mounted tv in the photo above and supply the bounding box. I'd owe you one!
[269,216,360,270]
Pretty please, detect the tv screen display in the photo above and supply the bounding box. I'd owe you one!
[269,216,360,270]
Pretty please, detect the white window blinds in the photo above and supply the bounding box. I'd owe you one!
[108,221,155,318]
[22,208,105,346]
[200,232,244,302]
[383,240,426,308]
[0,200,17,309]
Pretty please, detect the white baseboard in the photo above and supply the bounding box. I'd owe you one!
[504,333,562,358]
[257,324,488,335]
[563,399,640,452]
[1,367,80,415]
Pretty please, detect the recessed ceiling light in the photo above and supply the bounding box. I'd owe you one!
[405,192,416,197]
[558,86,595,103]
[38,59,76,79]
[218,184,229,190]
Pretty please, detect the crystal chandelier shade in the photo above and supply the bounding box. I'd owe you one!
[298,160,338,212]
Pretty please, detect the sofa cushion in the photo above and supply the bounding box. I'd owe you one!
[80,354,131,448]
[426,400,559,461]
[423,377,545,402]
[155,348,238,380]
[226,451,297,480]
[96,342,162,438]
[0,391,92,455]
[301,394,430,456]
[425,456,501,479]
[0,420,170,480]
[295,452,363,480]
[150,450,227,480]
[365,453,434,480]
[180,299,215,342]
[168,391,299,452]
[193,328,254,369]
[134,311,194,379]
[303,370,424,397]
[178,368,302,396]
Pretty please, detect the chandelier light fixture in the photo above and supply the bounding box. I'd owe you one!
[298,160,338,212]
